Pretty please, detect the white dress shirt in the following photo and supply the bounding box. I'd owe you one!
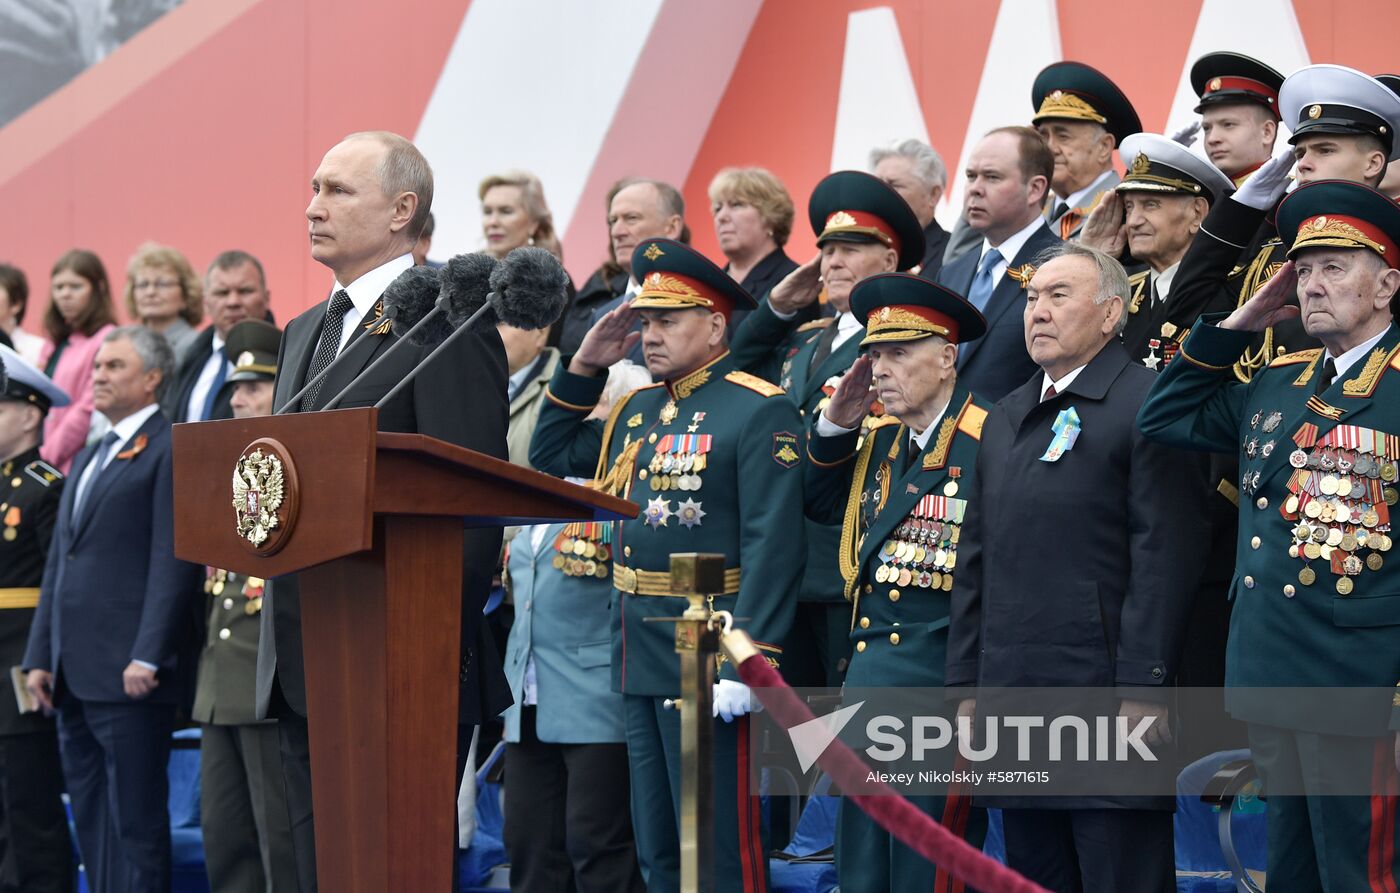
[183,333,227,422]
[815,394,951,448]
[1053,169,1116,216]
[1040,363,1089,402]
[1149,261,1181,310]
[332,254,414,351]
[1326,325,1391,379]
[978,215,1046,281]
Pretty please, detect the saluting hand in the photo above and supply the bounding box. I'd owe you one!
[822,355,876,430]
[1079,190,1127,257]
[767,254,824,316]
[123,662,159,700]
[570,301,642,377]
[1221,260,1299,332]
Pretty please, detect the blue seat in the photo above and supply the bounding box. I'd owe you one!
[168,727,209,892]
[769,773,837,893]
[460,740,509,892]
[1175,748,1266,893]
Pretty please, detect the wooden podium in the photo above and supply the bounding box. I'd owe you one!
[172,407,635,892]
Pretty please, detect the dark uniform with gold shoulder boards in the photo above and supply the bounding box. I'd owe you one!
[1140,180,1400,891]
[1031,61,1142,240]
[191,320,298,893]
[1172,63,1400,384]
[730,170,924,687]
[804,275,991,893]
[529,238,805,893]
[0,346,73,893]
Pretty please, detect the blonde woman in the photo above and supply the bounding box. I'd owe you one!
[123,242,203,361]
[708,167,799,328]
[479,171,564,261]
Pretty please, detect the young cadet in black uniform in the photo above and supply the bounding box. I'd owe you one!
[729,170,923,687]
[1171,63,1400,383]
[804,274,991,893]
[0,346,73,893]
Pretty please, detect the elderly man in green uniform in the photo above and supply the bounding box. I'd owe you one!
[529,238,804,892]
[1139,179,1400,891]
[0,347,72,893]
[730,170,923,688]
[804,273,991,892]
[191,319,298,893]
[1031,61,1142,241]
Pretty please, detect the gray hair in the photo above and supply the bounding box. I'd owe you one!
[602,359,653,407]
[614,178,686,221]
[344,131,435,242]
[105,325,175,401]
[1034,242,1131,335]
[868,138,947,189]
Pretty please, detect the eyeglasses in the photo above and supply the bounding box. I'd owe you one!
[134,279,180,291]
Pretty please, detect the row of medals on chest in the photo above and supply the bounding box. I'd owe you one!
[644,433,709,492]
[1282,446,1397,595]
[874,487,965,591]
[553,522,612,579]
[204,569,264,615]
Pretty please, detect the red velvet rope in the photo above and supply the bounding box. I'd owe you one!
[736,653,1050,893]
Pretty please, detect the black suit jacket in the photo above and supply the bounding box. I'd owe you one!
[257,284,510,722]
[23,411,202,704]
[949,341,1206,690]
[165,327,233,423]
[934,222,1061,403]
[917,219,950,281]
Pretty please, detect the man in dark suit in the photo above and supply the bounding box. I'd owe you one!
[165,250,272,423]
[0,347,73,893]
[23,325,201,893]
[947,243,1206,892]
[257,130,509,893]
[935,125,1062,402]
[870,138,951,279]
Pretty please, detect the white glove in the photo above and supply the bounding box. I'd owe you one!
[713,680,761,722]
[1169,120,1201,147]
[1232,147,1295,210]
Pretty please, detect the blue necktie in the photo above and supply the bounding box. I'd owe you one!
[968,248,1003,313]
[201,358,229,420]
[72,431,121,525]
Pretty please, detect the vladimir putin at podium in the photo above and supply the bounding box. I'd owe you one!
[256,131,509,892]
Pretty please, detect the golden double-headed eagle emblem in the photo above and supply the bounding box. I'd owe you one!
[232,449,286,547]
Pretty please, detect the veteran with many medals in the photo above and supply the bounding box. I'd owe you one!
[0,347,72,893]
[803,273,991,893]
[529,237,804,893]
[1139,179,1400,891]
[729,169,924,687]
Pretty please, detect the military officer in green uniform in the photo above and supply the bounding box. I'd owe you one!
[191,320,298,893]
[1139,179,1400,890]
[529,238,804,892]
[0,346,73,893]
[804,274,991,892]
[1171,63,1400,384]
[730,170,924,687]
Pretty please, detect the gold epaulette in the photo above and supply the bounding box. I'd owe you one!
[724,370,785,397]
[796,318,834,333]
[865,414,902,430]
[1389,350,1400,373]
[1128,269,1150,285]
[956,403,988,441]
[24,460,62,487]
[1270,348,1322,367]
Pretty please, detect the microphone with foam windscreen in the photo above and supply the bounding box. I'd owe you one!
[372,246,570,410]
[319,253,497,411]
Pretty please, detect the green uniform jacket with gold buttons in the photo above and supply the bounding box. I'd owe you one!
[732,303,864,604]
[0,448,62,736]
[1139,315,1400,734]
[528,351,804,697]
[804,383,990,686]
[192,570,269,727]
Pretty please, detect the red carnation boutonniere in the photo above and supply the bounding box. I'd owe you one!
[116,434,148,461]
